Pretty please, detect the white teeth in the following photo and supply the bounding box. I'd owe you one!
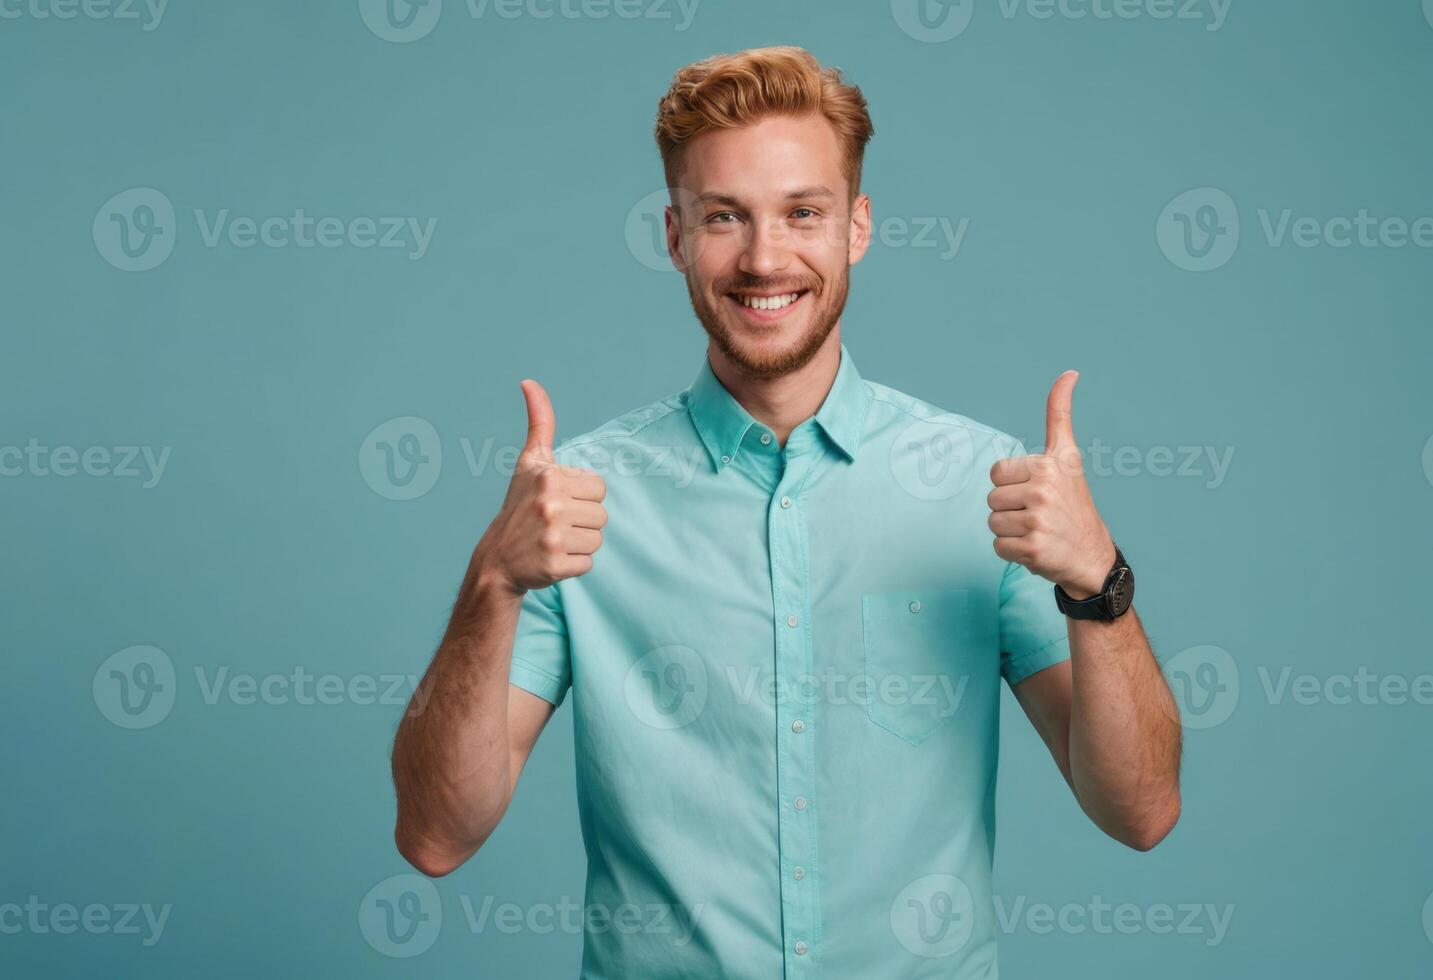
[737,292,801,311]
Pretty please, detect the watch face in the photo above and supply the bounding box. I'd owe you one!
[1108,567,1134,616]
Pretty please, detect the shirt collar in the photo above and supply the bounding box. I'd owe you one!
[687,342,871,472]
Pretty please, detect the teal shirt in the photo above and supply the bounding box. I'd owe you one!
[509,343,1071,978]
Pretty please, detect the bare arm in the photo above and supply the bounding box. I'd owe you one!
[1012,606,1182,850]
[391,379,605,877]
[391,565,557,877]
[989,371,1180,851]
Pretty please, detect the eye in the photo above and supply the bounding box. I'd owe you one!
[707,211,739,225]
[791,208,819,220]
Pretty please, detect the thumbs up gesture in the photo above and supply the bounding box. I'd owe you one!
[987,371,1116,600]
[473,380,608,595]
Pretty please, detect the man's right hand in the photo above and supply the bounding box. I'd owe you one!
[472,379,607,595]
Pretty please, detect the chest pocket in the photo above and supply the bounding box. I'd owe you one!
[861,588,972,746]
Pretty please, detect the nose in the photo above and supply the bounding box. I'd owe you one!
[737,216,792,278]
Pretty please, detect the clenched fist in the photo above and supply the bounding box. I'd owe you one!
[987,371,1115,600]
[473,379,607,595]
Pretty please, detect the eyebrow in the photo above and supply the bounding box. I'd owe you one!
[692,186,839,208]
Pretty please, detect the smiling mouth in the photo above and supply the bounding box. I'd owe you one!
[726,289,811,321]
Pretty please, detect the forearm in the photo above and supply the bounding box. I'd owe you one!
[391,558,524,875]
[1065,606,1183,850]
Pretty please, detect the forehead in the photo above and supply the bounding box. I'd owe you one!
[676,113,846,202]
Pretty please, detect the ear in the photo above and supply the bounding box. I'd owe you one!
[665,203,689,273]
[847,192,872,266]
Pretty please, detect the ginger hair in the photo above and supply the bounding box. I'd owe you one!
[654,46,874,202]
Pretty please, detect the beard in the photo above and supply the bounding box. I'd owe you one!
[684,263,849,381]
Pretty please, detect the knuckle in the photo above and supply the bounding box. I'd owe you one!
[539,528,563,554]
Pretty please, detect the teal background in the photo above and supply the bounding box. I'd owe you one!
[3,0,1432,976]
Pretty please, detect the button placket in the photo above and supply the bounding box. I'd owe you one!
[768,445,821,974]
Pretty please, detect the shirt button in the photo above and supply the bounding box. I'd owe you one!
[909,600,922,614]
[721,454,730,464]
[780,495,792,509]
[794,796,807,811]
[791,719,805,734]
[793,866,805,880]
[795,941,809,955]
[787,614,799,628]
[760,433,772,445]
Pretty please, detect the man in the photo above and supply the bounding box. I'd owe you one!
[391,45,1181,978]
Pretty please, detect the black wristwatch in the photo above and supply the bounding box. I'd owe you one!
[1053,542,1134,621]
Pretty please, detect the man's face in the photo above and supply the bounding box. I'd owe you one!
[666,113,872,380]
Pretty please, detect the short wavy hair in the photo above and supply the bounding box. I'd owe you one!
[654,46,875,202]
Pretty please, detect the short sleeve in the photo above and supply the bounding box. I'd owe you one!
[508,583,572,706]
[996,439,1072,686]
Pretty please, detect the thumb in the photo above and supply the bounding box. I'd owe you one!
[1044,370,1079,454]
[519,379,556,462]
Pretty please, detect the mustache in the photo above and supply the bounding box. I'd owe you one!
[717,277,820,295]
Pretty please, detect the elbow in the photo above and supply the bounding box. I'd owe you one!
[1120,794,1181,853]
[394,825,472,879]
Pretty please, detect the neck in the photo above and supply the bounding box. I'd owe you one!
[707,326,843,446]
